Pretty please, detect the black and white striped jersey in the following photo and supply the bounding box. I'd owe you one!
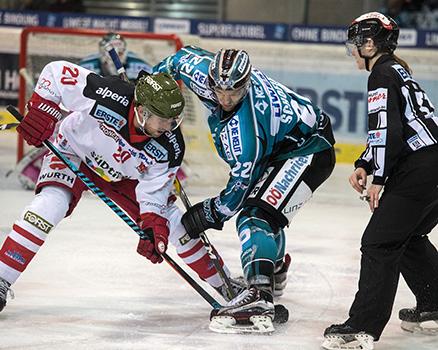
[354,54,438,185]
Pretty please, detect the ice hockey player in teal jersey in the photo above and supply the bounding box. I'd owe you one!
[155,46,336,333]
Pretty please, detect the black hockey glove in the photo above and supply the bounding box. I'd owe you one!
[181,198,224,239]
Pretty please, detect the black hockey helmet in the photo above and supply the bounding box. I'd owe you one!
[347,12,399,54]
[208,49,252,91]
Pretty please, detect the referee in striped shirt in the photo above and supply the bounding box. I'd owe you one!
[323,12,438,346]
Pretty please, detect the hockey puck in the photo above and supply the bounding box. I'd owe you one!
[274,304,289,323]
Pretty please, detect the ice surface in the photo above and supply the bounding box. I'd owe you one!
[0,132,437,349]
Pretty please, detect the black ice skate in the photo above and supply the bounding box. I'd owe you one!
[322,323,375,350]
[209,286,275,334]
[399,307,438,334]
[0,277,14,312]
[274,253,291,297]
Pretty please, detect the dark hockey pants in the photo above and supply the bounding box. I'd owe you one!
[346,146,438,340]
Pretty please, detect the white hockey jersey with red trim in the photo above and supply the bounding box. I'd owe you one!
[34,60,185,216]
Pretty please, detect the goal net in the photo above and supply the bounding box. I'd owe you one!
[17,27,227,189]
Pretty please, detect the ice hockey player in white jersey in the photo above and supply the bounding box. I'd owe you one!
[0,61,234,312]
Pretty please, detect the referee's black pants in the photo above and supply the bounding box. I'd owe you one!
[346,145,438,340]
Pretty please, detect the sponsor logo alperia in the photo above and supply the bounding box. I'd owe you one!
[165,132,182,159]
[23,210,53,234]
[95,87,129,106]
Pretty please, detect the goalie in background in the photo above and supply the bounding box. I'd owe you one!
[155,47,336,333]
[322,12,438,350]
[0,62,235,313]
[79,32,152,81]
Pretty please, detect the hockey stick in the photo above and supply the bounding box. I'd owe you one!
[19,67,35,90]
[174,178,237,300]
[105,44,130,81]
[6,105,222,310]
[0,122,19,131]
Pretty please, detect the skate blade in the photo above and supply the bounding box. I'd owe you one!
[322,334,374,350]
[209,315,274,334]
[400,320,438,335]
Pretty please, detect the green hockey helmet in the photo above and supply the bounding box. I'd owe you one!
[134,72,185,119]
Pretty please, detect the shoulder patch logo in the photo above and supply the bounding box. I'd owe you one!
[392,64,411,81]
[368,88,388,114]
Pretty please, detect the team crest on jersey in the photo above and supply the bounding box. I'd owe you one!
[368,88,387,114]
[93,104,127,131]
[136,162,148,178]
[37,77,56,96]
[255,99,269,114]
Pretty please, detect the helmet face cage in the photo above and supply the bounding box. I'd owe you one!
[346,12,399,55]
[99,32,128,66]
[208,49,252,92]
